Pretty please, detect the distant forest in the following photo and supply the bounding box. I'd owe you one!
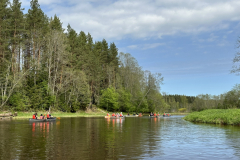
[1,0,239,113]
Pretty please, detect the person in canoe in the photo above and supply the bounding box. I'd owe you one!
[107,112,110,117]
[163,112,166,116]
[47,112,53,119]
[112,113,115,117]
[120,112,123,117]
[150,112,153,116]
[40,114,43,119]
[154,113,156,116]
[32,113,37,119]
[157,112,160,116]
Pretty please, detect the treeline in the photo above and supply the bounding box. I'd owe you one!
[164,84,240,112]
[0,0,166,112]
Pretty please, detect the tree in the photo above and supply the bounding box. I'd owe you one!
[9,0,25,77]
[0,0,10,71]
[100,87,119,111]
[223,84,240,108]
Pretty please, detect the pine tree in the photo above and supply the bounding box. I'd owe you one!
[9,0,25,77]
[0,0,10,70]
[26,0,48,83]
[49,14,63,31]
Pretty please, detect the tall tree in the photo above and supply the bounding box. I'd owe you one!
[0,0,10,69]
[9,0,25,77]
[26,0,48,72]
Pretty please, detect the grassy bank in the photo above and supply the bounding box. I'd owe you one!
[169,112,189,115]
[0,108,108,119]
[183,109,240,125]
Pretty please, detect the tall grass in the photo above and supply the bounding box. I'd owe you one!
[183,109,240,125]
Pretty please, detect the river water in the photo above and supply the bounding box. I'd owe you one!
[0,115,240,160]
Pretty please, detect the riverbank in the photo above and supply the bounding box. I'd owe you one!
[169,112,189,115]
[183,109,240,125]
[0,109,107,119]
[0,110,189,119]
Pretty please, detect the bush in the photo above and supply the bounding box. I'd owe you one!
[178,108,187,112]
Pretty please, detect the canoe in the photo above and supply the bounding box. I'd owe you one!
[109,116,125,119]
[125,115,139,117]
[29,117,56,122]
[105,116,110,118]
[163,115,171,117]
[149,116,160,118]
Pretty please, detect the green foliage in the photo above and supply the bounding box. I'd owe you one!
[100,87,119,111]
[178,108,187,112]
[183,109,240,125]
[117,88,131,112]
[9,93,25,111]
[223,84,240,108]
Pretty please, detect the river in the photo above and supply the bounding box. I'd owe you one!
[0,115,240,159]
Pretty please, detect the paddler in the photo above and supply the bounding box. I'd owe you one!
[47,112,52,119]
[32,113,37,119]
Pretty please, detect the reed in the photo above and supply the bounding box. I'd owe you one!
[183,109,240,125]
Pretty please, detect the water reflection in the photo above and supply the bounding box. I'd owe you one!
[30,121,57,139]
[1,116,240,159]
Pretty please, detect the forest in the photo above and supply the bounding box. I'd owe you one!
[0,0,166,113]
[1,0,240,113]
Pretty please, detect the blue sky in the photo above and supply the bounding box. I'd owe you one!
[20,0,240,96]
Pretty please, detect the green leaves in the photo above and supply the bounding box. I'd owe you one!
[100,87,119,112]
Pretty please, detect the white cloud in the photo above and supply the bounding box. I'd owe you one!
[128,45,138,49]
[128,43,165,50]
[21,0,240,40]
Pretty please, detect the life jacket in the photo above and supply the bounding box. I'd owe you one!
[40,116,43,119]
[154,113,156,116]
[167,114,169,116]
[47,114,50,119]
[164,113,165,115]
[120,114,122,117]
[107,113,109,116]
[32,115,36,119]
[157,114,159,116]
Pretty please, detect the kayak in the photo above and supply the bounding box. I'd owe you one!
[29,117,56,122]
[110,116,125,119]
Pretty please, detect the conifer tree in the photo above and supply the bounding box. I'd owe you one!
[9,0,25,76]
[0,0,10,69]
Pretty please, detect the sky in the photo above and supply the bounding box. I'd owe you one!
[20,0,240,96]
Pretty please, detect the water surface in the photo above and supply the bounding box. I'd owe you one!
[0,115,240,159]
